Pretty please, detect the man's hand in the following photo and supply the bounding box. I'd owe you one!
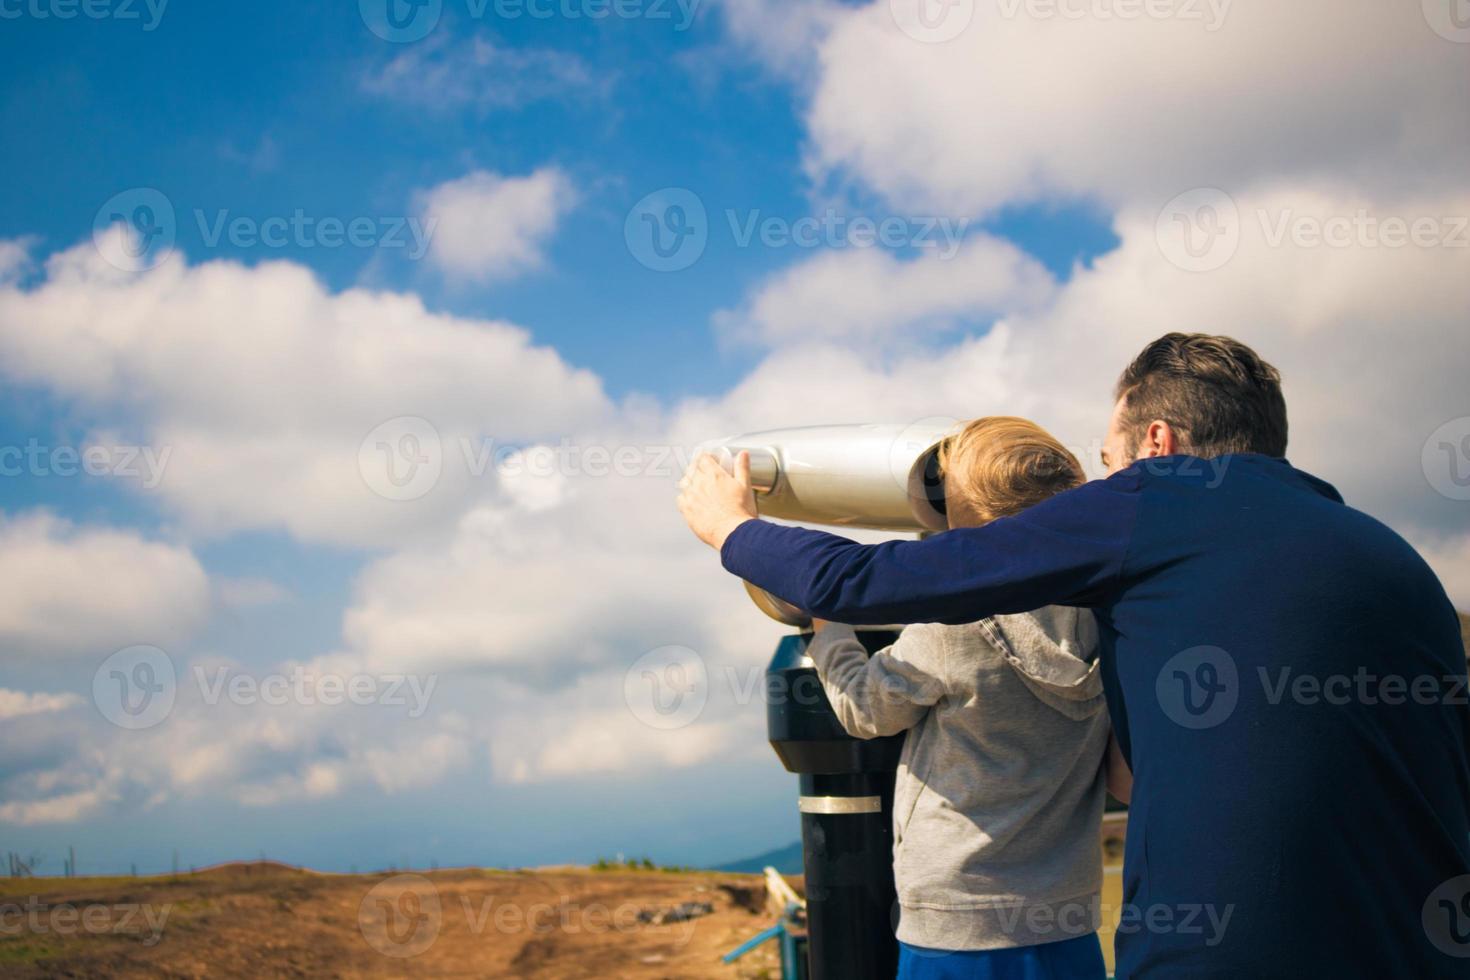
[677,451,759,550]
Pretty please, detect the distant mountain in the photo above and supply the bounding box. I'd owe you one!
[712,841,804,875]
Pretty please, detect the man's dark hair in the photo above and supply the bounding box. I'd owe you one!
[1114,333,1288,458]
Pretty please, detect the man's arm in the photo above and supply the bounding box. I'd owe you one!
[719,474,1141,625]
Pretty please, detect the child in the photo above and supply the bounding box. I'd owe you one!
[807,416,1109,980]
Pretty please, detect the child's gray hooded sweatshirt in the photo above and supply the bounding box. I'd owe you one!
[807,608,1108,951]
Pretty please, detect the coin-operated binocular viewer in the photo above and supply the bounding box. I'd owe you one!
[704,422,956,980]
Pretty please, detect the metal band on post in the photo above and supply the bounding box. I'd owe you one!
[798,796,882,815]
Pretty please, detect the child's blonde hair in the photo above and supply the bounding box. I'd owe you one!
[936,417,1085,526]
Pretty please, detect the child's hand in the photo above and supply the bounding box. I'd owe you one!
[810,618,830,632]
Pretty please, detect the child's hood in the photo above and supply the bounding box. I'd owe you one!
[986,607,1105,721]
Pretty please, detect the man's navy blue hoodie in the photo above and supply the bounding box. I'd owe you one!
[721,454,1470,978]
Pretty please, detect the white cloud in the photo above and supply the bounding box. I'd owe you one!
[418,168,578,283]
[0,235,609,548]
[0,657,482,824]
[0,511,209,659]
[0,785,115,825]
[499,708,738,783]
[0,688,83,721]
[215,577,291,610]
[361,35,600,112]
[0,238,33,285]
[715,235,1055,346]
[792,1,1467,215]
[714,0,843,80]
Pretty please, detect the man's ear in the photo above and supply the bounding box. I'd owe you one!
[1140,420,1179,458]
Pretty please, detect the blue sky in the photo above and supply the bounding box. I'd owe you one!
[0,0,1465,875]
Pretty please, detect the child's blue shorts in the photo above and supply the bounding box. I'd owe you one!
[897,934,1107,980]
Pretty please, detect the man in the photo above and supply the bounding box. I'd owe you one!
[677,334,1470,978]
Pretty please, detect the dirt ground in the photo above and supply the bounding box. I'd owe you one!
[0,864,789,979]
